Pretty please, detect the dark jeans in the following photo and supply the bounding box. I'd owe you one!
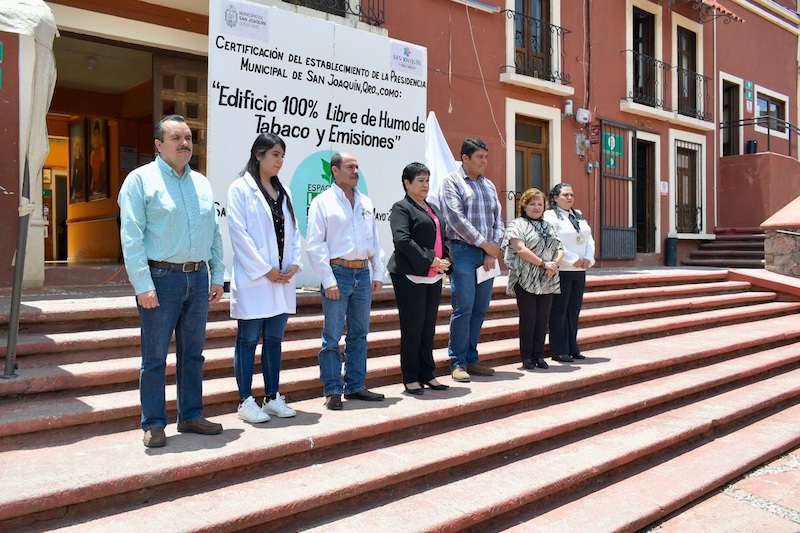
[137,264,209,430]
[234,314,289,400]
[391,273,442,384]
[549,270,586,356]
[514,286,553,362]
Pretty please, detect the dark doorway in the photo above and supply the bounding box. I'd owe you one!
[722,81,740,156]
[55,173,68,260]
[636,140,655,253]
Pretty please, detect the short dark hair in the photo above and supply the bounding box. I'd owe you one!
[155,114,186,142]
[401,162,430,191]
[548,182,573,210]
[518,188,546,217]
[460,138,488,158]
[330,153,343,170]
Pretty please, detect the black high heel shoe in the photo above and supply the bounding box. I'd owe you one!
[403,383,424,395]
[420,380,449,391]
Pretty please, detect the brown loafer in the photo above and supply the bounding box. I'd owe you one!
[177,417,222,435]
[143,426,166,448]
[325,394,343,410]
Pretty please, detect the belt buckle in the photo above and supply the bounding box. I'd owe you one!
[181,262,195,273]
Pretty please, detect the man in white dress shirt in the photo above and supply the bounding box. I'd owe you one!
[306,152,386,410]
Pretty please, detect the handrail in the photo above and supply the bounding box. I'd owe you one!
[623,50,671,109]
[720,116,800,159]
[676,67,712,121]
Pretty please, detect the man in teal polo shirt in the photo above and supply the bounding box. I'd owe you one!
[119,114,225,448]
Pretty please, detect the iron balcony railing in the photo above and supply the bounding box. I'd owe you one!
[720,116,800,160]
[624,50,670,109]
[677,67,712,121]
[283,0,385,26]
[502,10,571,84]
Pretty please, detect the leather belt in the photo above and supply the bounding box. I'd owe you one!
[330,258,369,269]
[148,260,205,272]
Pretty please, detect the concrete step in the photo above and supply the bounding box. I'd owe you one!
[0,277,764,366]
[698,242,764,251]
[508,403,800,532]
[682,258,765,268]
[2,323,799,529]
[690,249,765,259]
[296,370,800,532]
[714,227,764,235]
[713,233,766,241]
[0,289,784,408]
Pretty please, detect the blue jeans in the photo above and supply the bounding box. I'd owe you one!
[234,314,289,400]
[448,242,494,369]
[318,264,371,396]
[137,264,209,430]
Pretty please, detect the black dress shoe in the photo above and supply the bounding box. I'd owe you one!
[344,389,385,401]
[535,358,549,369]
[325,394,343,410]
[552,354,574,363]
[420,380,449,391]
[571,353,586,360]
[522,359,535,370]
[403,384,424,395]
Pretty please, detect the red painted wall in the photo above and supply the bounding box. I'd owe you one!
[718,153,800,228]
[0,31,20,287]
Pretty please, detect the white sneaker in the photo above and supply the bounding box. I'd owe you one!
[237,396,270,423]
[262,393,296,418]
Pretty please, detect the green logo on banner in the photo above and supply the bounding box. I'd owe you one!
[289,150,369,239]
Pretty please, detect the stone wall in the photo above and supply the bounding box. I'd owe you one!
[765,229,800,277]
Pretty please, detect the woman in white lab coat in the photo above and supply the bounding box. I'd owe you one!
[228,133,301,423]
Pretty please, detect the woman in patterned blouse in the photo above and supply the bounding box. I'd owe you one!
[502,188,564,370]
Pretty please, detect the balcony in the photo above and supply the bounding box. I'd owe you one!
[502,10,571,85]
[283,0,385,26]
[626,50,670,109]
[677,68,712,121]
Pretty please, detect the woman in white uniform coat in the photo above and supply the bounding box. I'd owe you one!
[544,182,595,363]
[228,133,301,423]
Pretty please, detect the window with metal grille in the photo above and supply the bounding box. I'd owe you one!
[513,0,553,81]
[675,140,702,234]
[757,93,786,133]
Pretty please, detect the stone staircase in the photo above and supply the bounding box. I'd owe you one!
[682,227,766,269]
[1,268,800,531]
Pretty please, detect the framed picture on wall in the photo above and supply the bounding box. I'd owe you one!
[68,118,87,204]
[87,117,109,201]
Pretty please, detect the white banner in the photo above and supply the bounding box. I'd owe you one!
[208,0,428,286]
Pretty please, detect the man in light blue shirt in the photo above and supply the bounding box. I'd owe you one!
[119,114,224,448]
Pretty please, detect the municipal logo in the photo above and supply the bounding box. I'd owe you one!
[225,5,238,28]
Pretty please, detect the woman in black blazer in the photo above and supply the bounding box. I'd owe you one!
[388,162,452,395]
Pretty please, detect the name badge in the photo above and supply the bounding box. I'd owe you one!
[576,236,585,245]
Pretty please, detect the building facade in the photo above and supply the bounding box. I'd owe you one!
[14,0,800,285]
